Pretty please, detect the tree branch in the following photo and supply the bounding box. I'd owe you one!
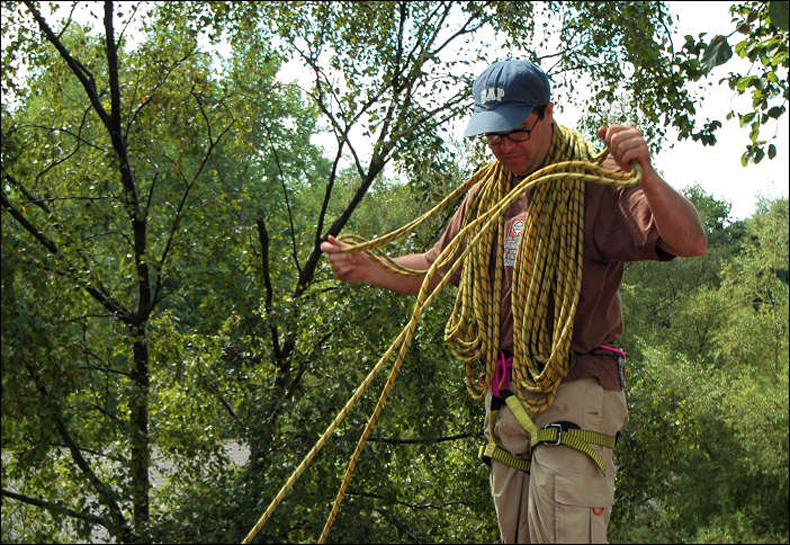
[17,115,107,154]
[2,173,131,321]
[293,3,475,298]
[125,50,199,140]
[51,444,128,465]
[115,0,141,51]
[25,0,150,326]
[152,103,235,309]
[55,1,79,40]
[428,3,478,60]
[23,1,109,126]
[347,487,478,511]
[1,488,110,529]
[104,1,122,134]
[34,107,95,184]
[75,363,132,378]
[296,153,383,298]
[326,431,477,446]
[100,0,153,325]
[256,216,282,358]
[84,401,126,427]
[70,341,133,378]
[371,503,424,542]
[366,432,475,445]
[23,361,134,542]
[313,140,346,253]
[1,189,59,254]
[20,194,116,204]
[261,118,302,276]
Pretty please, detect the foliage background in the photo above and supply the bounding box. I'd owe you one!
[1,1,787,543]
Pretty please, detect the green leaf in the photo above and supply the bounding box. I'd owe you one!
[701,35,733,72]
[768,144,777,159]
[767,105,784,118]
[734,39,750,56]
[737,75,757,92]
[769,1,790,31]
[740,112,756,127]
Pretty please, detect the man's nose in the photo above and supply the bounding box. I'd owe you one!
[499,137,517,153]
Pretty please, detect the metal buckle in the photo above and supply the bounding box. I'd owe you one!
[544,422,563,445]
[617,356,628,389]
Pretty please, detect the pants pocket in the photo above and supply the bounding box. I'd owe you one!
[554,470,614,543]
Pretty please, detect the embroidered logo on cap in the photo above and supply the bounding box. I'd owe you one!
[480,87,505,104]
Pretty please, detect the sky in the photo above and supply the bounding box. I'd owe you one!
[12,1,789,221]
[633,2,788,221]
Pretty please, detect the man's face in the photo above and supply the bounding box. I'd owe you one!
[487,103,554,177]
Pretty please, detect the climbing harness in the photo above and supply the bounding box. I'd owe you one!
[479,396,617,475]
[478,346,627,476]
[242,124,642,543]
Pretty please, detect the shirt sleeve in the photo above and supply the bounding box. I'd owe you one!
[423,183,480,286]
[589,158,675,263]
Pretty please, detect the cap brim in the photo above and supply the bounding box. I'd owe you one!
[463,104,533,137]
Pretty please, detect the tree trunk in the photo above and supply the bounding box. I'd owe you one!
[129,323,150,536]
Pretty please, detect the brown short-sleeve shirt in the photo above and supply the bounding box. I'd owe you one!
[424,157,674,390]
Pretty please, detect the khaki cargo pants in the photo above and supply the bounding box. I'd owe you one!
[484,378,628,543]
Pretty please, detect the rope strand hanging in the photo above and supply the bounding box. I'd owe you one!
[242,124,641,544]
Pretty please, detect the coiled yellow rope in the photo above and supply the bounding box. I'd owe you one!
[242,123,641,543]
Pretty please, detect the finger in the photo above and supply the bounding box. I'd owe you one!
[616,139,649,172]
[331,252,355,270]
[321,238,341,253]
[606,129,632,156]
[335,261,357,279]
[328,234,352,252]
[619,144,643,165]
[327,254,346,269]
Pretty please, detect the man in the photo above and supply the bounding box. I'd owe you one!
[321,59,706,543]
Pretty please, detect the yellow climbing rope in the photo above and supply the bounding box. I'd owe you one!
[242,123,641,543]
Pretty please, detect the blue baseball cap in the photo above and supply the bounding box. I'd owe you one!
[464,60,551,137]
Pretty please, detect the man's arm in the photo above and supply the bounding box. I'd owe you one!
[598,125,707,257]
[320,235,439,295]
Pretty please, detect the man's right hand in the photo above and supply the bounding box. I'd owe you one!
[320,235,371,282]
[321,235,434,295]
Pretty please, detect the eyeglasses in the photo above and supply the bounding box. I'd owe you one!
[485,117,541,146]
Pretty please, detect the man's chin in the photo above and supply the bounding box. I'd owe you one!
[504,164,529,177]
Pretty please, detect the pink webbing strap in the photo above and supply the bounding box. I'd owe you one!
[598,344,626,360]
[492,352,513,398]
[599,344,628,388]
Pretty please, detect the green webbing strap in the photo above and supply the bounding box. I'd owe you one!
[480,408,532,473]
[534,424,615,475]
[503,393,540,448]
[481,393,617,476]
[479,443,532,473]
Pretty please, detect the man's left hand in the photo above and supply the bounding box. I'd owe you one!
[597,125,652,174]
